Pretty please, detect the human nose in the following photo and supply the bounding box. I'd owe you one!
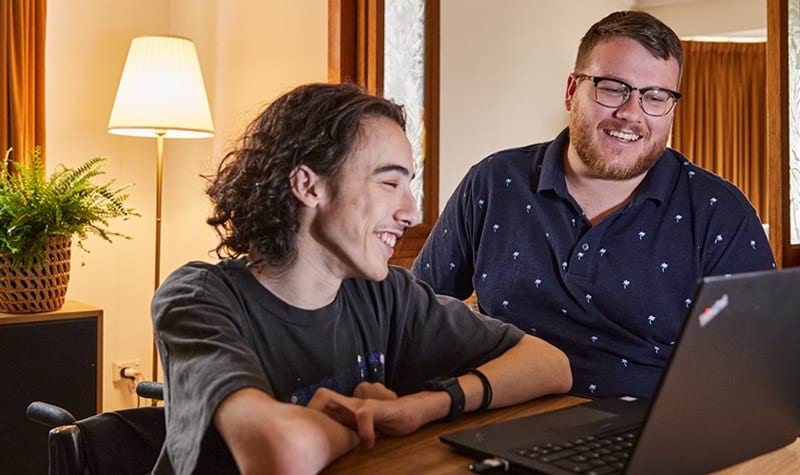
[397,185,420,228]
[613,89,644,121]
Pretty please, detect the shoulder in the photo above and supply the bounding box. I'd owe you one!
[157,260,241,298]
[667,149,759,216]
[153,260,246,322]
[453,142,549,205]
[468,142,547,179]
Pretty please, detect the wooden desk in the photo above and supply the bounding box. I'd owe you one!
[324,395,800,474]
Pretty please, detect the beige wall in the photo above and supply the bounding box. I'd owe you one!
[641,0,766,37]
[439,0,630,205]
[46,0,326,411]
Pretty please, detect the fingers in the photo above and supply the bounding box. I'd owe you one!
[355,408,377,448]
[353,382,398,400]
[317,397,378,449]
[307,387,337,411]
[306,387,396,450]
[309,390,358,425]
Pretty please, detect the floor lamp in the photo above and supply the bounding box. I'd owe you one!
[108,36,214,381]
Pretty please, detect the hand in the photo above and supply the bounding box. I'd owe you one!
[352,381,398,400]
[307,387,424,449]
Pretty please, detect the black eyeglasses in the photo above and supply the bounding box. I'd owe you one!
[573,74,681,117]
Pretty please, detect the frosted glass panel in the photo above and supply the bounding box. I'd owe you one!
[790,0,800,243]
[384,0,426,219]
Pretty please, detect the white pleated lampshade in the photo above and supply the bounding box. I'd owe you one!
[108,36,214,138]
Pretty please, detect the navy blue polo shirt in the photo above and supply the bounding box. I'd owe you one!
[411,128,775,398]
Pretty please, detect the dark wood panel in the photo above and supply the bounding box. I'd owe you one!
[0,304,102,474]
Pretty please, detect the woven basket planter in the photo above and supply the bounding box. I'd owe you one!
[0,235,72,313]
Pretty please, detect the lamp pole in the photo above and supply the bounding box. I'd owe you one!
[153,130,165,381]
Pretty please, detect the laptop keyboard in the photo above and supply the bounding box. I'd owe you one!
[514,430,639,474]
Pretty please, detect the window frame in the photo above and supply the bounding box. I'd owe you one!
[328,0,440,268]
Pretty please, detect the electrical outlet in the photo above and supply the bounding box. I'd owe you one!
[112,359,141,382]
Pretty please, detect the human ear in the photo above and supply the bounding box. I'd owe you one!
[565,74,578,111]
[289,165,324,208]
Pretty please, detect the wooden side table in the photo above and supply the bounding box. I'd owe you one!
[0,300,103,474]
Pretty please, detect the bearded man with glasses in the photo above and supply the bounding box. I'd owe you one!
[412,11,775,399]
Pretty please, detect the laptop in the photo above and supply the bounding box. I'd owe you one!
[442,268,800,474]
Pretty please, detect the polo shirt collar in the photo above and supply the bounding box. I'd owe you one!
[537,128,570,196]
[537,127,675,206]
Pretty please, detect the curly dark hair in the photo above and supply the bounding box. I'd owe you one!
[206,83,406,270]
[575,11,683,73]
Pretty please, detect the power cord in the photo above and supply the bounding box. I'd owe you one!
[120,367,146,406]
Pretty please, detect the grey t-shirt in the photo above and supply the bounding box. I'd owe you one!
[151,260,524,474]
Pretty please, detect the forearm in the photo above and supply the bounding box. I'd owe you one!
[400,336,571,427]
[215,388,358,475]
[461,335,572,410]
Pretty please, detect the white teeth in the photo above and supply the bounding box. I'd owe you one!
[377,232,397,248]
[606,129,641,142]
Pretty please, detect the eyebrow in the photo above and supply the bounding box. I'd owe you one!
[373,164,415,180]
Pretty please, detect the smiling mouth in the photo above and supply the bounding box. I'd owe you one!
[604,129,642,142]
[376,231,398,249]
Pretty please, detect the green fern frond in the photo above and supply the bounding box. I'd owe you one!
[0,147,139,268]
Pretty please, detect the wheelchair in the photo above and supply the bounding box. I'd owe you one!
[27,382,165,475]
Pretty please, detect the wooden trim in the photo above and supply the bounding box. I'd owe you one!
[363,0,383,94]
[328,0,383,90]
[96,309,104,411]
[767,0,795,267]
[423,0,440,227]
[0,300,99,324]
[328,0,356,83]
[390,224,432,269]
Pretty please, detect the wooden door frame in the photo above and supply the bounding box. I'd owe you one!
[766,0,800,268]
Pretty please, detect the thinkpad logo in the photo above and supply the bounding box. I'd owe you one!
[699,294,729,327]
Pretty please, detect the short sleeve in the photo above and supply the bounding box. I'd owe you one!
[700,193,775,276]
[386,268,524,394]
[412,165,481,300]
[151,263,272,475]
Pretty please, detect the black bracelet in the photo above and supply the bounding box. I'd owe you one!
[465,368,493,411]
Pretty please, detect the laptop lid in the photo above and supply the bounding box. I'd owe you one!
[626,267,800,473]
[441,268,800,474]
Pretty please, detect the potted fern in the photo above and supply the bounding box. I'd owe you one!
[0,147,138,313]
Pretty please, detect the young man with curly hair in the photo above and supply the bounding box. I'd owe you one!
[151,83,572,474]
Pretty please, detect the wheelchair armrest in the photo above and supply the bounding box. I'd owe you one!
[49,424,87,475]
[136,381,164,401]
[27,401,77,427]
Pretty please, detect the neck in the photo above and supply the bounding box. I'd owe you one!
[564,145,648,226]
[249,241,343,310]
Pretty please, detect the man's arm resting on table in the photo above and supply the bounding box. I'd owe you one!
[308,335,572,446]
[213,387,359,475]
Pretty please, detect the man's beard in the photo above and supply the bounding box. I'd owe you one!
[568,107,668,180]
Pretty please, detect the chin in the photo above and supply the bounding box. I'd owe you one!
[357,262,390,282]
[372,266,391,282]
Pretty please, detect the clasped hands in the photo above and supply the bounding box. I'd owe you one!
[307,382,432,449]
